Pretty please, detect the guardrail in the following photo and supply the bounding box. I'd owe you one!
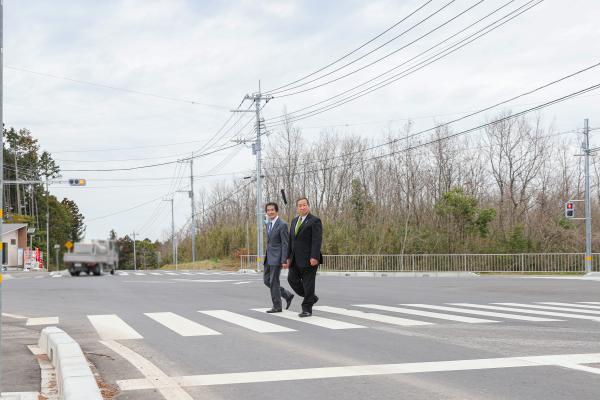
[240,253,600,273]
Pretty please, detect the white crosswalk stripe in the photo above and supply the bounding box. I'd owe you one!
[495,302,600,315]
[451,303,600,322]
[181,272,194,275]
[134,272,146,276]
[580,302,600,305]
[355,304,498,324]
[409,304,561,322]
[539,302,600,310]
[199,310,296,333]
[26,317,59,326]
[314,306,433,326]
[254,309,366,330]
[150,272,162,276]
[145,312,221,336]
[118,272,129,276]
[88,314,144,340]
[165,272,178,276]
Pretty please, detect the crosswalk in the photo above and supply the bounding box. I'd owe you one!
[28,301,600,341]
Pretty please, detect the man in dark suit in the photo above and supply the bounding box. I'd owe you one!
[263,202,294,313]
[287,197,323,317]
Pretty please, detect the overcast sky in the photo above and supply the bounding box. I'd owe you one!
[4,0,600,242]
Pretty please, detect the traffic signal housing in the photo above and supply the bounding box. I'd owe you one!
[565,201,575,218]
[68,179,87,186]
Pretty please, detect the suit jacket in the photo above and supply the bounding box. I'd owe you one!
[287,213,323,268]
[264,218,289,266]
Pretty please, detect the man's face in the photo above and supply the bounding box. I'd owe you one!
[266,205,278,219]
[297,199,310,216]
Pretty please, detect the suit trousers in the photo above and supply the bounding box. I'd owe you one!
[263,264,292,310]
[287,263,318,312]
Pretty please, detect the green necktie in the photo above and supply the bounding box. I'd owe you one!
[295,217,303,235]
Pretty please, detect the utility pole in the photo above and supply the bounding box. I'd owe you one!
[46,176,50,271]
[1,0,5,389]
[163,198,176,268]
[190,154,196,263]
[232,81,272,271]
[584,119,592,273]
[132,231,137,271]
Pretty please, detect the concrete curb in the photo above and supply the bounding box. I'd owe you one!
[38,327,102,400]
[316,271,479,278]
[0,393,39,400]
[585,272,600,277]
[239,268,477,278]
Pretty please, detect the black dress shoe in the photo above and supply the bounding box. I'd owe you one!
[285,295,294,310]
[266,308,282,313]
[298,311,312,318]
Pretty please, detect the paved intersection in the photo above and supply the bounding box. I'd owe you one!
[2,271,600,399]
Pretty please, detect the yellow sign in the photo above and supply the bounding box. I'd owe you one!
[65,241,74,250]
[0,274,3,284]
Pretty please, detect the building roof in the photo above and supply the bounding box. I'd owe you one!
[1,223,28,234]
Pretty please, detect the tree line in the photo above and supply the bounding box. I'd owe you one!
[2,127,85,264]
[160,111,593,263]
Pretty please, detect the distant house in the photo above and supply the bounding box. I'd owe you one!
[1,223,28,268]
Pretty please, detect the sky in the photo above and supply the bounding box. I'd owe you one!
[3,0,600,242]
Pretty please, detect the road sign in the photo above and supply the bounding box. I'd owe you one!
[65,241,73,250]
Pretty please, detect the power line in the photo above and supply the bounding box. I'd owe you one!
[265,59,600,167]
[269,0,482,96]
[6,65,229,109]
[265,0,435,93]
[266,0,544,126]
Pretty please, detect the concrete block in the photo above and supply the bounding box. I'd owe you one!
[62,376,103,400]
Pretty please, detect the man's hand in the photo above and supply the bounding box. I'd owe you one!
[310,258,319,267]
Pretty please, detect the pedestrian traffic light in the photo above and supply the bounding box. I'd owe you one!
[68,179,86,186]
[565,201,575,218]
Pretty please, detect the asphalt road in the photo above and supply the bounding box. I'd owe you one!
[2,269,600,399]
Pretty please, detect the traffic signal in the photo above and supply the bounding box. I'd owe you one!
[68,179,86,186]
[565,201,575,218]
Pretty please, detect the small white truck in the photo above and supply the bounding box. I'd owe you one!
[63,240,118,276]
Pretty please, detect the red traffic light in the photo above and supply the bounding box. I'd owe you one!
[566,202,573,209]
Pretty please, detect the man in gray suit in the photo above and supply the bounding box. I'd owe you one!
[263,202,294,313]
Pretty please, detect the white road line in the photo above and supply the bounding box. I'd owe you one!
[233,281,252,285]
[410,304,561,322]
[181,272,194,275]
[116,352,600,390]
[451,303,600,322]
[199,310,295,333]
[314,306,433,326]
[102,340,193,400]
[165,272,178,276]
[26,317,59,326]
[145,312,221,336]
[253,309,366,330]
[173,279,240,283]
[88,315,143,340]
[118,272,129,276]
[2,312,27,319]
[134,272,146,276]
[580,302,600,305]
[540,302,600,310]
[355,304,498,324]
[495,303,600,315]
[150,272,162,276]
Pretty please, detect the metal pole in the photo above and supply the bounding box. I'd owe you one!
[255,82,264,272]
[132,231,137,271]
[171,198,176,268]
[46,176,50,271]
[584,119,592,273]
[0,0,4,388]
[55,246,59,270]
[190,155,196,263]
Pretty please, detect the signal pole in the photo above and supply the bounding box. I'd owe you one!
[1,0,5,389]
[584,119,592,273]
[190,154,196,263]
[232,81,272,271]
[132,231,137,271]
[46,175,50,271]
[163,198,176,268]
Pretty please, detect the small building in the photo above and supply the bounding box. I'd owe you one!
[1,223,28,268]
